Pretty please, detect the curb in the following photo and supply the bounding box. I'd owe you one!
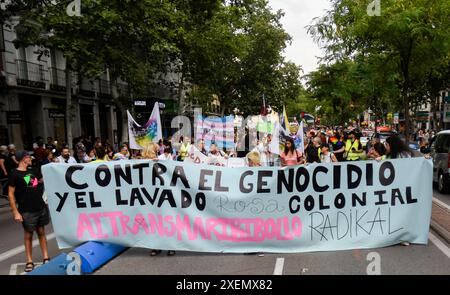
[431,199,450,244]
[430,220,450,244]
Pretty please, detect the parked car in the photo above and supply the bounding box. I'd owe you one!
[428,130,450,193]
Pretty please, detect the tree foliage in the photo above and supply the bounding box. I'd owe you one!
[307,0,450,136]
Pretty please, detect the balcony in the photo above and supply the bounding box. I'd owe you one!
[49,67,66,92]
[117,82,130,97]
[16,59,46,89]
[98,79,111,98]
[79,79,96,97]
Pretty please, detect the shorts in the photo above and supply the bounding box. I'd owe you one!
[21,207,50,232]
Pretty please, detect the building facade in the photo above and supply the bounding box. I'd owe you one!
[0,22,186,150]
[0,22,128,150]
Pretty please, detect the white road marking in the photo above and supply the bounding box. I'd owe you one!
[433,198,450,212]
[273,257,285,275]
[9,263,18,275]
[9,262,43,275]
[0,233,55,263]
[429,232,450,259]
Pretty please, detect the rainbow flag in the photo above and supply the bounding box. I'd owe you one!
[128,103,163,150]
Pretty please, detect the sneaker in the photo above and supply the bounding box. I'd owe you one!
[401,241,410,246]
[150,249,162,256]
[257,252,265,257]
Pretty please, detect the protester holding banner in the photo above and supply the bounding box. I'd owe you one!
[158,146,174,161]
[246,151,262,167]
[367,142,387,161]
[8,151,50,272]
[280,138,304,166]
[208,143,228,159]
[320,144,338,163]
[196,139,208,156]
[91,147,107,163]
[56,147,77,164]
[113,144,130,161]
[385,136,413,159]
[142,143,159,160]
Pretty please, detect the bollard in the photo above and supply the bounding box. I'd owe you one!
[27,253,70,275]
[73,241,127,274]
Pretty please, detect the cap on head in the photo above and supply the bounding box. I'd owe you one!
[15,151,30,162]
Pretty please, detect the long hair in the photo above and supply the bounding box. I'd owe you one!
[386,136,413,159]
[142,143,159,160]
[284,137,295,155]
[373,142,386,156]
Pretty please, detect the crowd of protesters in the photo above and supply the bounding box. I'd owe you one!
[0,125,435,270]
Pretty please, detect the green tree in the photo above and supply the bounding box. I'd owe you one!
[308,0,450,139]
[183,0,302,116]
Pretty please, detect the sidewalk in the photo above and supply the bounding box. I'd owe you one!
[431,200,450,243]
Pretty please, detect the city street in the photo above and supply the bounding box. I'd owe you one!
[0,0,448,281]
[1,186,449,275]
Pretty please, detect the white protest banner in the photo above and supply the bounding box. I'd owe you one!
[43,158,432,253]
[184,146,209,164]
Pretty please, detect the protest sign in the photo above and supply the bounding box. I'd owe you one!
[184,146,209,164]
[127,103,162,150]
[42,158,432,253]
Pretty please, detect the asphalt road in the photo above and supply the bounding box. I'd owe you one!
[433,184,450,207]
[0,206,69,275]
[93,231,450,275]
[0,187,449,275]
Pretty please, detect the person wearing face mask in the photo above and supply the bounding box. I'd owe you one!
[56,147,77,164]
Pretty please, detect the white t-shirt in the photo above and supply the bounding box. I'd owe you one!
[320,152,334,163]
[158,154,173,161]
[57,156,77,164]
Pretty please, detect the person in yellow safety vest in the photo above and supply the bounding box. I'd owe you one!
[344,131,364,161]
[178,136,191,161]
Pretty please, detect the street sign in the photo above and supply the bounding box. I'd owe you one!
[7,111,23,124]
[48,109,65,119]
[134,100,146,106]
[393,113,399,124]
[416,111,429,122]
